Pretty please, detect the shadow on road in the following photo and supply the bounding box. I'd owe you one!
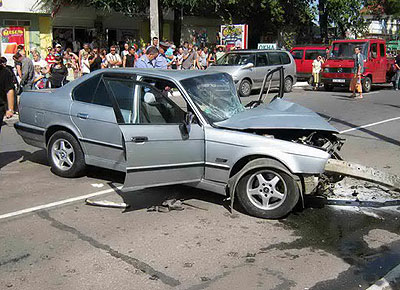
[0,149,48,170]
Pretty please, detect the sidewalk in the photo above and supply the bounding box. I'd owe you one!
[293,81,310,89]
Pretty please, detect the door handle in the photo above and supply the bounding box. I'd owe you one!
[77,113,88,119]
[131,136,148,143]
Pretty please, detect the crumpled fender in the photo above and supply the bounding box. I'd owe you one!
[227,158,302,212]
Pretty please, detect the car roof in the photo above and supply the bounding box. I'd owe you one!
[225,49,288,53]
[290,46,328,50]
[71,68,224,85]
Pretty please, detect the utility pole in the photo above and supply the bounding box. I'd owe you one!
[150,0,159,40]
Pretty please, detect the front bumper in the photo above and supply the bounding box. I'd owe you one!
[322,78,352,87]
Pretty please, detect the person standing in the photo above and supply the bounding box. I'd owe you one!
[154,47,168,69]
[312,56,324,90]
[121,43,130,58]
[207,47,217,66]
[89,48,102,72]
[123,46,136,68]
[48,56,68,88]
[135,46,159,68]
[80,52,91,75]
[0,62,15,134]
[393,50,400,90]
[350,47,364,99]
[106,45,122,68]
[182,44,197,70]
[15,52,34,91]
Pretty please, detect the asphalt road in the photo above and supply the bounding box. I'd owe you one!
[1,84,400,290]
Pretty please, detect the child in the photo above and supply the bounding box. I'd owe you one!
[33,65,48,89]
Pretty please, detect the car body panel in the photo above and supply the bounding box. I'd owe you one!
[215,98,338,133]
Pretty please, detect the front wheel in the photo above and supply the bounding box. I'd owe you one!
[362,76,372,93]
[236,168,299,219]
[47,131,86,178]
[284,77,293,93]
[238,79,252,97]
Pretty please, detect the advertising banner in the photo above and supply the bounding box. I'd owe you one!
[1,26,25,65]
[220,24,248,50]
[257,43,277,50]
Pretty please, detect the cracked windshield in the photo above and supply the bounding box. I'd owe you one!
[181,73,245,123]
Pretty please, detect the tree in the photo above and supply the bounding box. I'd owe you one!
[319,0,367,41]
[35,0,316,47]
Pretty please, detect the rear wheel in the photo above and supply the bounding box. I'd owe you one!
[47,131,86,177]
[284,77,293,93]
[362,76,372,93]
[239,79,252,97]
[236,168,299,219]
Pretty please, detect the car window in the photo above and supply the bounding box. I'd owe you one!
[104,79,135,123]
[291,50,303,60]
[379,43,385,57]
[256,53,268,67]
[267,52,281,65]
[73,75,101,103]
[279,52,291,64]
[92,79,113,107]
[137,80,186,124]
[305,49,325,60]
[371,43,378,58]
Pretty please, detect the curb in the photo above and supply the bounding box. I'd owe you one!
[366,263,400,290]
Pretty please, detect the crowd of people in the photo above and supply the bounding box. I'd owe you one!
[5,37,231,93]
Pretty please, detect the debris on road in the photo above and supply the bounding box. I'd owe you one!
[85,199,129,209]
[325,159,400,191]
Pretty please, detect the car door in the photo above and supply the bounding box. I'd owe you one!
[266,51,282,86]
[369,42,379,82]
[116,79,205,191]
[290,48,304,75]
[70,74,128,171]
[254,52,269,89]
[377,42,387,83]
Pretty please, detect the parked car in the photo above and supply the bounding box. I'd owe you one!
[15,68,341,219]
[207,49,297,97]
[290,45,328,82]
[322,38,395,92]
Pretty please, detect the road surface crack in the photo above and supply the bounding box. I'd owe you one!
[37,210,180,287]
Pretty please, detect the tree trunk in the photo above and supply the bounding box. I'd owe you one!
[173,8,182,45]
[319,0,328,43]
[150,0,159,39]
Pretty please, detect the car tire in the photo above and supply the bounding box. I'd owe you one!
[236,168,299,219]
[47,131,86,178]
[362,76,372,93]
[324,84,334,91]
[284,77,293,93]
[239,79,252,97]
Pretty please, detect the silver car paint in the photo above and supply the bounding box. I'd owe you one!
[206,50,297,90]
[216,98,339,133]
[16,69,332,196]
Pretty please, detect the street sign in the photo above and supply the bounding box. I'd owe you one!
[257,43,277,50]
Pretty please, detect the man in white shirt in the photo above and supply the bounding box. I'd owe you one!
[106,45,122,68]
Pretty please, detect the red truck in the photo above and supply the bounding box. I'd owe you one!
[322,38,395,92]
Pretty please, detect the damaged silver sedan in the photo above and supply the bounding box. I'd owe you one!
[15,68,343,219]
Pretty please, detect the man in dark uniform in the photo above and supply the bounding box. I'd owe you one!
[0,62,15,133]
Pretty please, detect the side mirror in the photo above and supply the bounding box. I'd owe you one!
[143,92,157,105]
[179,112,194,140]
[242,63,254,69]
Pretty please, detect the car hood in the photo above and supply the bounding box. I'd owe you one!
[206,65,241,75]
[215,98,339,133]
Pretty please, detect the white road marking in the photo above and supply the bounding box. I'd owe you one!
[0,186,122,221]
[339,116,400,134]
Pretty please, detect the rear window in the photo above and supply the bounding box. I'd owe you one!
[305,49,326,60]
[279,52,291,64]
[267,52,281,65]
[291,50,303,60]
